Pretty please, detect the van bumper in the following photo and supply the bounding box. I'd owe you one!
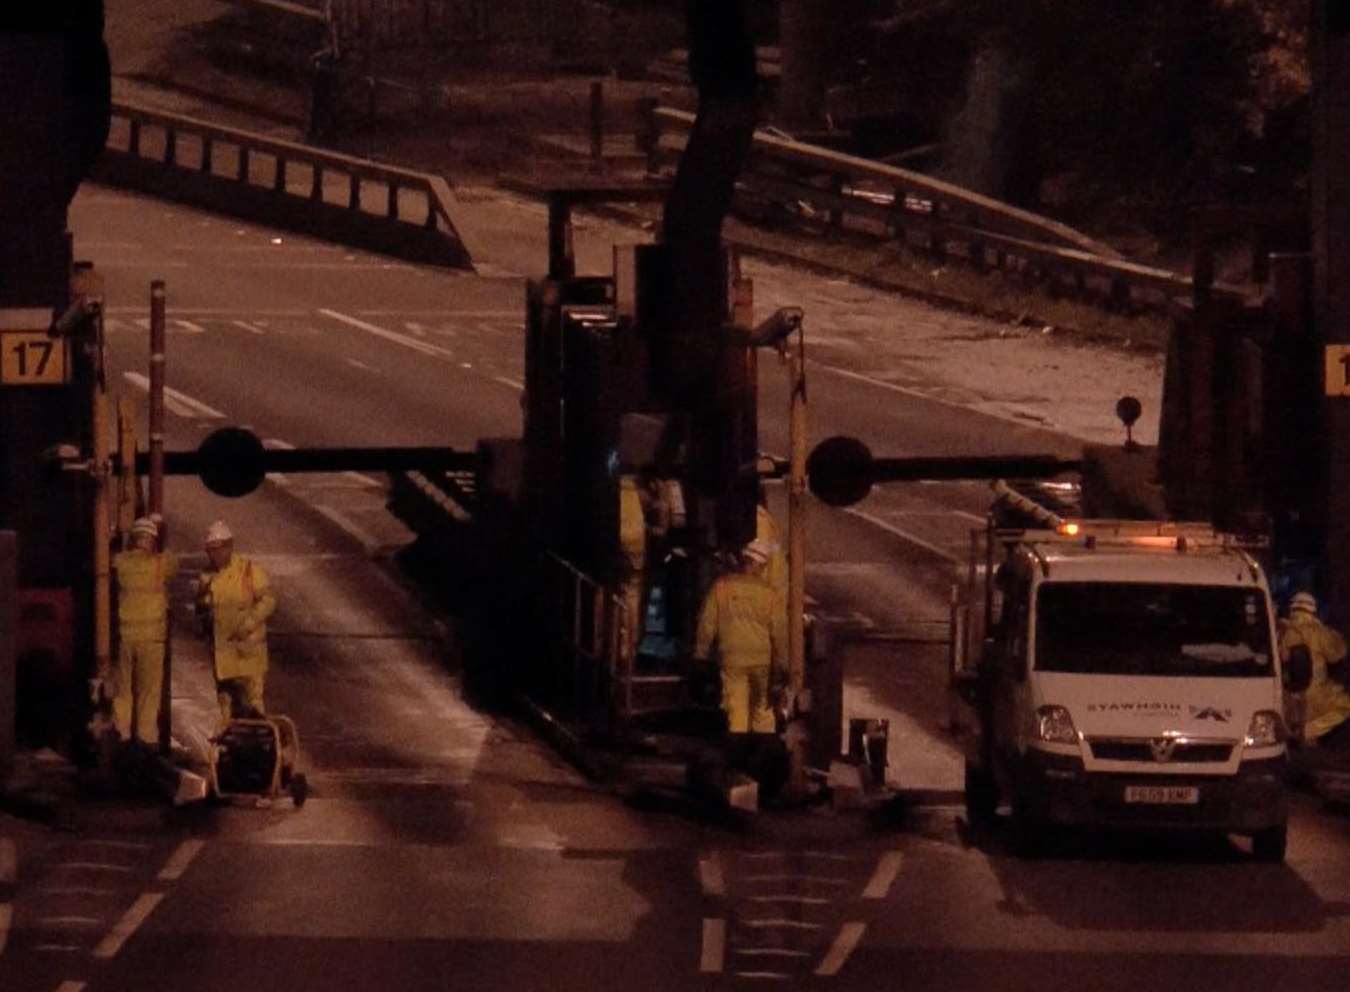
[1019,751,1288,833]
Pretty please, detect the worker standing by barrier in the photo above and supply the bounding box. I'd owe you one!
[110,516,177,748]
[196,520,276,724]
[695,542,787,735]
[1281,591,1350,750]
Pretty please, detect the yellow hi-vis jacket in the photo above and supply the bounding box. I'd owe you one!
[201,555,276,681]
[112,549,179,643]
[695,571,787,672]
[1281,613,1350,741]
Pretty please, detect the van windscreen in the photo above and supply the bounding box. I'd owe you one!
[1035,583,1272,677]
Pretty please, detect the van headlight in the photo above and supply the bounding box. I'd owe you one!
[1035,705,1078,744]
[1244,710,1285,748]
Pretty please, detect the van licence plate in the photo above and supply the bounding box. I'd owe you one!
[1124,785,1199,805]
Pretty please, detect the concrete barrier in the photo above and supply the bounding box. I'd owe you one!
[95,101,474,271]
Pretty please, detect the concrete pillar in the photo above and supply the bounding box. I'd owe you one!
[1312,1,1350,626]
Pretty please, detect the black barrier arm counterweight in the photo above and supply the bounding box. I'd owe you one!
[805,435,1081,508]
[135,427,481,499]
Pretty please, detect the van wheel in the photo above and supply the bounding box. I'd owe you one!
[1251,823,1287,863]
[964,761,997,827]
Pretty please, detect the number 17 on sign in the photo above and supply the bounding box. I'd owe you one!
[1328,345,1350,397]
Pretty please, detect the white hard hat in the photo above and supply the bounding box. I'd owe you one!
[130,516,158,539]
[204,520,234,546]
[1290,591,1318,616]
[741,541,772,568]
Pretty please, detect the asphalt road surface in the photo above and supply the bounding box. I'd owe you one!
[1,187,1347,992]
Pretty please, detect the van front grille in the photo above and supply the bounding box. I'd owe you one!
[1087,738,1234,764]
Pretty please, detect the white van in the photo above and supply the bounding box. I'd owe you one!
[951,519,1291,861]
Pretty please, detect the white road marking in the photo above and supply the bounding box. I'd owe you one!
[232,320,266,335]
[741,918,823,931]
[92,891,164,959]
[355,309,519,318]
[158,840,205,882]
[700,918,726,973]
[493,376,524,390]
[803,851,855,862]
[403,322,430,337]
[346,358,378,372]
[745,895,830,905]
[319,308,455,360]
[862,851,904,900]
[106,307,307,317]
[55,981,88,992]
[312,504,381,554]
[698,853,725,896]
[35,944,82,953]
[121,373,225,419]
[734,972,790,980]
[262,437,294,486]
[844,507,960,564]
[815,921,867,976]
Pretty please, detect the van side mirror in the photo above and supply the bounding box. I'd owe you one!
[1285,644,1313,693]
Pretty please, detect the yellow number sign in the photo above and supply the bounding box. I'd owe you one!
[1,331,69,385]
[1328,345,1350,397]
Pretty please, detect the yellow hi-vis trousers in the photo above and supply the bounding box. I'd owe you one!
[217,674,266,724]
[113,639,163,745]
[721,664,776,734]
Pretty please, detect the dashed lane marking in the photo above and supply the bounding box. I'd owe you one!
[121,373,226,419]
[698,853,725,897]
[700,918,726,973]
[739,918,823,931]
[862,851,903,900]
[493,376,525,390]
[815,922,867,977]
[733,948,810,959]
[158,840,205,882]
[312,504,382,555]
[55,981,87,992]
[92,892,164,959]
[844,507,960,565]
[319,308,456,360]
[745,895,830,905]
[233,320,266,335]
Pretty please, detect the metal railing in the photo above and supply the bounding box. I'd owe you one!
[95,100,474,271]
[644,106,1248,313]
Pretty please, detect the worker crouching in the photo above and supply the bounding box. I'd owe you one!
[110,516,178,747]
[695,541,790,796]
[197,520,277,724]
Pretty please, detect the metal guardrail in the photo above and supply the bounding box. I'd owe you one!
[645,106,1249,313]
[95,100,474,271]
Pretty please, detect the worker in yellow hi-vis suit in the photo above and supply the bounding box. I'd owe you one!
[1280,591,1350,746]
[196,520,277,723]
[111,516,178,745]
[695,542,787,734]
